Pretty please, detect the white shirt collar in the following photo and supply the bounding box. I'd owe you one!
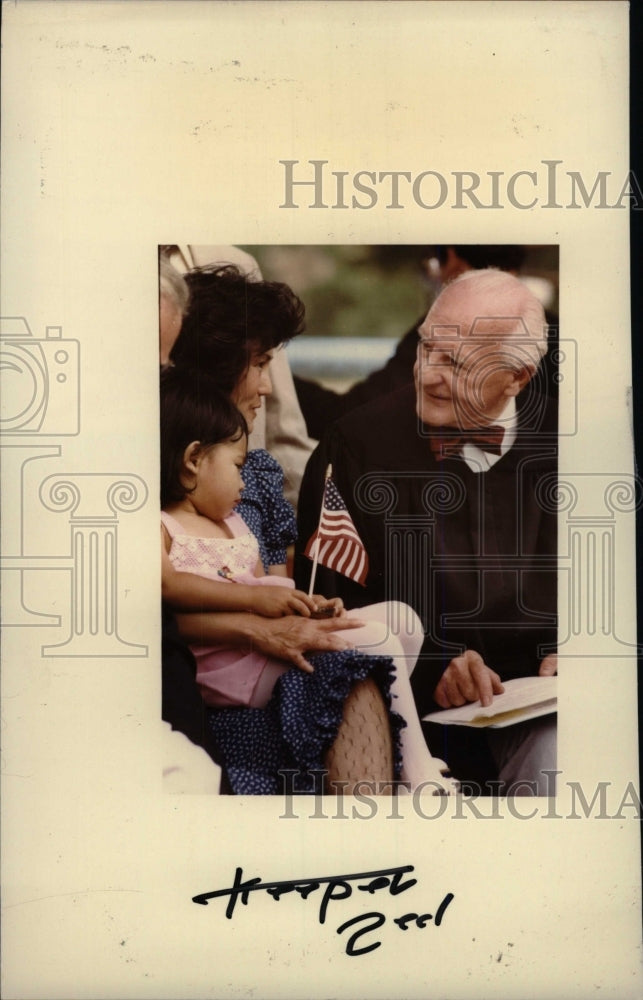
[461,397,518,473]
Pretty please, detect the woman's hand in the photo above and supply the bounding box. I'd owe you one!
[250,586,318,619]
[252,614,365,673]
[174,609,366,674]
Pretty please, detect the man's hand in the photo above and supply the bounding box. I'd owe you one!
[252,614,364,673]
[433,649,504,709]
[538,653,558,676]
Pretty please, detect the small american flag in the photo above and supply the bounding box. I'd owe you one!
[304,473,369,586]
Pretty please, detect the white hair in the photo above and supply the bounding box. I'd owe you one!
[429,267,548,372]
[159,256,190,315]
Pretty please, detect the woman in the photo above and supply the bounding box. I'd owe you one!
[166,264,456,795]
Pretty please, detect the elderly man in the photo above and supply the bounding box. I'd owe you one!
[293,244,559,442]
[296,269,558,794]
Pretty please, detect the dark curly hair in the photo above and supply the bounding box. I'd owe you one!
[169,264,306,394]
[160,364,248,508]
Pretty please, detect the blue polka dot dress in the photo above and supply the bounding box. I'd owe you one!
[210,650,405,794]
[207,449,405,794]
[235,449,296,570]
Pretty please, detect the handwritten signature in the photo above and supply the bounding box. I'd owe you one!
[193,864,454,956]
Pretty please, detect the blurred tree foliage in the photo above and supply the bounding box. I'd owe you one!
[239,245,558,339]
[238,245,434,339]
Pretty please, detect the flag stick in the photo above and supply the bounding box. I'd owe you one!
[307,463,332,597]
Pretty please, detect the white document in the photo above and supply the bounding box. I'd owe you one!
[423,676,557,729]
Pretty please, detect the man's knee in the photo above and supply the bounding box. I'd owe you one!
[494,716,557,794]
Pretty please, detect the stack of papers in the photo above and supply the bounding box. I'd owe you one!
[422,675,557,729]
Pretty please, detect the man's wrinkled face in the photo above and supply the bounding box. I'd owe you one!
[414,291,530,430]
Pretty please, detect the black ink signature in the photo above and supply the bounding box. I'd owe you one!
[192,864,454,956]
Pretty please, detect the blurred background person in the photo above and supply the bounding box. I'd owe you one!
[159,256,189,366]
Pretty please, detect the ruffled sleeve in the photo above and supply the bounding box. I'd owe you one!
[236,449,297,569]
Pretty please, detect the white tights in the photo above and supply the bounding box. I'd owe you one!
[345,602,453,792]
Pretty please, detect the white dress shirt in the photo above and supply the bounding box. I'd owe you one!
[460,397,518,473]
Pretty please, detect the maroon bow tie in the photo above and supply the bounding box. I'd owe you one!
[429,424,505,461]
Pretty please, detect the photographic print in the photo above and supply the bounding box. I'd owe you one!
[158,243,560,801]
[1,3,640,998]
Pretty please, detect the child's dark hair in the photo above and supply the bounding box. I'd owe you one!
[160,365,248,508]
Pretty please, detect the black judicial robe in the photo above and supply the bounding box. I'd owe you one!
[295,383,558,717]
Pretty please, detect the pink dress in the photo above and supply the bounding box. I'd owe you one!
[161,510,294,709]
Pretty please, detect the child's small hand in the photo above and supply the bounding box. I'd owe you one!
[251,586,318,619]
[311,595,344,619]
